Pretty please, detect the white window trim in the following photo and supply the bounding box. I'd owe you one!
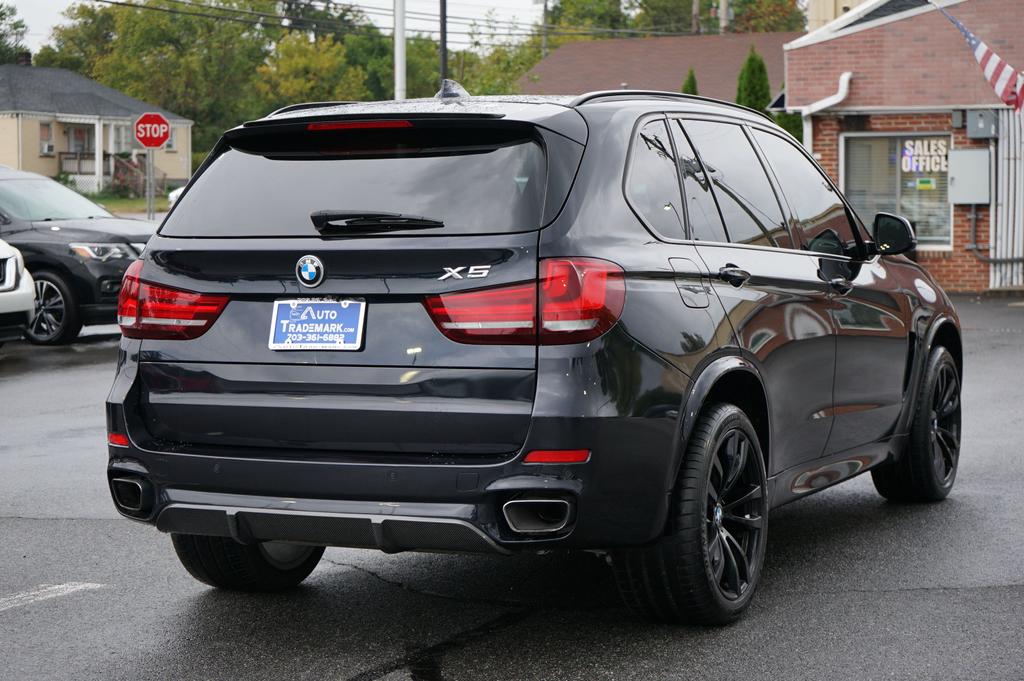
[838,131,954,251]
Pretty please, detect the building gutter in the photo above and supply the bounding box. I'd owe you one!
[799,71,853,154]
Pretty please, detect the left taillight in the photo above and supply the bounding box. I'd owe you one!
[117,259,229,340]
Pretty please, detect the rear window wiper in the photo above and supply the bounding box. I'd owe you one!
[311,210,445,235]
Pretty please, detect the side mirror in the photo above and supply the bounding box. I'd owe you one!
[872,213,916,256]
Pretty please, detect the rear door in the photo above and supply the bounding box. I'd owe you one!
[750,129,909,454]
[132,118,583,460]
[673,118,838,474]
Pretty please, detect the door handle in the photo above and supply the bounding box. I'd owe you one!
[829,277,853,294]
[718,264,751,288]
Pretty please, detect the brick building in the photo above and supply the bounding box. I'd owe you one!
[784,0,1024,292]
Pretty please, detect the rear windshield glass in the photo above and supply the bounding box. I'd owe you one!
[161,124,553,237]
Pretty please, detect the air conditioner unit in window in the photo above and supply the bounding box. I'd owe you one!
[40,142,55,155]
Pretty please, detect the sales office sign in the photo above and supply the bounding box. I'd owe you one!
[902,138,949,173]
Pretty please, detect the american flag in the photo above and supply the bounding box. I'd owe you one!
[932,3,1024,111]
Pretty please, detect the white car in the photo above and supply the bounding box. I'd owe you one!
[0,238,34,343]
[167,185,184,208]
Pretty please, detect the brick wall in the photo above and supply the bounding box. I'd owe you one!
[812,112,990,293]
[787,0,1023,110]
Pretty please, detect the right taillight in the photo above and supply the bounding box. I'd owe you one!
[424,258,624,345]
[117,259,229,340]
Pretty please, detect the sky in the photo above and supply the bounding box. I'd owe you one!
[12,0,546,52]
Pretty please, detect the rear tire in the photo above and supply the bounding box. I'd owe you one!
[25,270,82,345]
[611,403,768,625]
[872,346,961,502]
[171,534,325,592]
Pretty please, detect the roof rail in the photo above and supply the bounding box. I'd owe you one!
[570,90,773,121]
[267,101,358,117]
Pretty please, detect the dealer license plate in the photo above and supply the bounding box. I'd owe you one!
[268,299,366,351]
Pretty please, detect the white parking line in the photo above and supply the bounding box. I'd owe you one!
[0,582,106,613]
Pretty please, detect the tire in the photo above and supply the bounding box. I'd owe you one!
[872,345,961,503]
[611,403,768,625]
[171,534,325,592]
[25,270,83,345]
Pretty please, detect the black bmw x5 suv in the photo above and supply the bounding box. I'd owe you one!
[106,88,962,624]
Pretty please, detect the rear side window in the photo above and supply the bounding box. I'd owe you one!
[752,130,861,256]
[668,120,727,242]
[683,121,790,249]
[625,119,685,240]
[162,123,577,237]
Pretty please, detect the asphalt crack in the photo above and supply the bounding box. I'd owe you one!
[323,558,545,681]
[321,557,528,609]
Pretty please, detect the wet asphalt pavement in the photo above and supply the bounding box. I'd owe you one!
[1,298,1023,681]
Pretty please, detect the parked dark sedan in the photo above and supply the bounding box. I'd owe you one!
[105,88,962,625]
[0,168,155,343]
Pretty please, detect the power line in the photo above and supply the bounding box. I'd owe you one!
[89,0,527,46]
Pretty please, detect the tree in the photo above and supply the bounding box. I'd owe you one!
[735,45,771,112]
[681,67,698,95]
[773,81,802,141]
[255,34,368,110]
[34,3,116,74]
[0,2,26,64]
[550,0,629,31]
[731,0,804,33]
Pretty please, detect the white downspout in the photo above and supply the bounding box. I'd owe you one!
[799,71,853,155]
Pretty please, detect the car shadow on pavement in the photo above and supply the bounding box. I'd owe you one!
[110,480,981,680]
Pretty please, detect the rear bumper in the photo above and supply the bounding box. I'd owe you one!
[106,327,688,552]
[155,492,506,554]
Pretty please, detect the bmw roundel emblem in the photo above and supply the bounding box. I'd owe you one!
[296,255,325,288]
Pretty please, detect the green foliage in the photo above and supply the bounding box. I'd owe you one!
[731,0,804,32]
[550,0,629,30]
[735,46,771,112]
[0,2,26,64]
[255,33,369,109]
[774,111,802,141]
[681,67,698,95]
[192,151,208,174]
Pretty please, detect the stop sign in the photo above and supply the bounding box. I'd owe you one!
[134,112,171,148]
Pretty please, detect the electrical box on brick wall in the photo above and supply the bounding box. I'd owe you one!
[967,110,998,139]
[949,149,990,205]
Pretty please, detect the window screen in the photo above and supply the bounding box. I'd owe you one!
[683,121,786,248]
[754,130,858,256]
[626,119,685,239]
[669,120,727,242]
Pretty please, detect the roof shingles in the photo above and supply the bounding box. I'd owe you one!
[518,32,802,103]
[0,65,189,122]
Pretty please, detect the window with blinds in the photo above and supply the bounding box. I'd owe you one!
[844,135,951,246]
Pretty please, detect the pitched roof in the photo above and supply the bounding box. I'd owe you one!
[785,0,1022,109]
[0,65,190,122]
[518,32,802,102]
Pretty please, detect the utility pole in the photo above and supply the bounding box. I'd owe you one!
[692,0,700,34]
[440,0,448,83]
[541,0,549,57]
[394,0,406,99]
[718,0,729,33]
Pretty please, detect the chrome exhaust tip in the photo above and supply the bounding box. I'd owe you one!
[501,498,572,534]
[110,476,151,514]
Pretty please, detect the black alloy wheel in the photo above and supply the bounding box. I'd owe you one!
[872,345,961,502]
[706,429,766,601]
[929,360,961,485]
[612,403,768,625]
[25,271,82,345]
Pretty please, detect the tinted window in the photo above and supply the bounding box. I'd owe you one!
[669,120,727,242]
[754,130,860,256]
[626,119,685,239]
[683,121,788,248]
[162,125,555,237]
